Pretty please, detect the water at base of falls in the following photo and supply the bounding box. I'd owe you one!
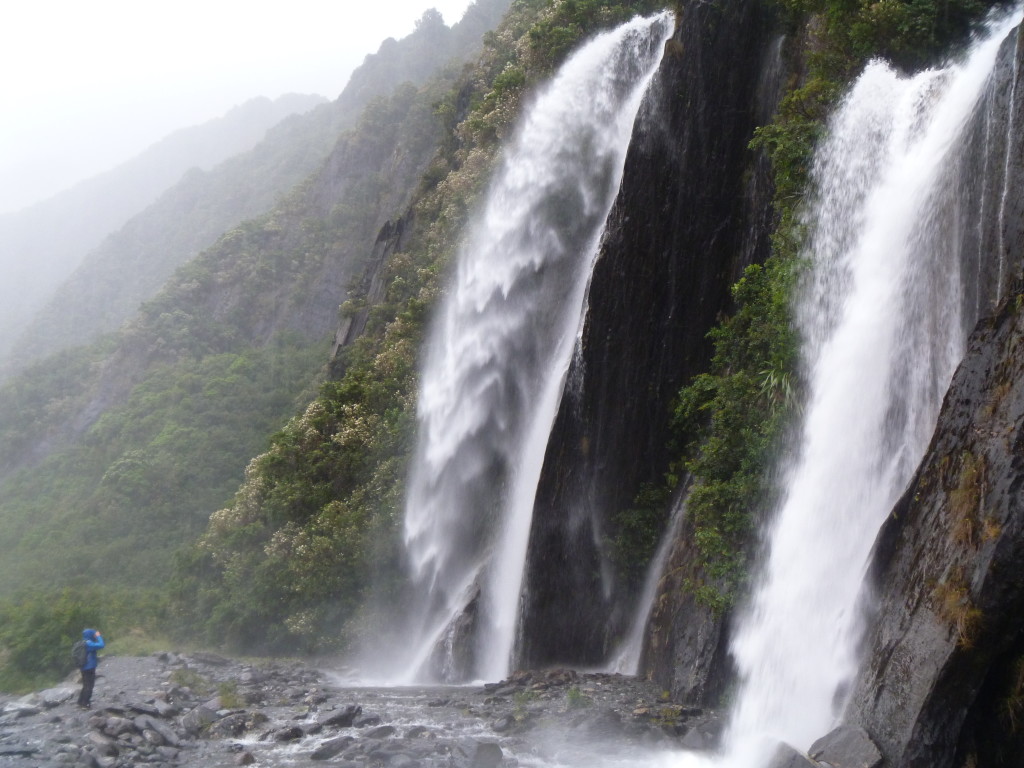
[389,12,673,685]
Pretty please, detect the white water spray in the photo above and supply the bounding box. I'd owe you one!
[662,12,1023,768]
[397,12,673,684]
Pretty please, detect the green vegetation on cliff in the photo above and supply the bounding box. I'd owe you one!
[174,0,664,656]
[670,0,1012,610]
[0,1,518,690]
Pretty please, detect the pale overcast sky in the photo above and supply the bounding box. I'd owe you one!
[0,0,475,214]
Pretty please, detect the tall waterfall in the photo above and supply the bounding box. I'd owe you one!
[396,12,673,684]
[667,10,1023,768]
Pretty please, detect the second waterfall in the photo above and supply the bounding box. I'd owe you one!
[393,12,673,683]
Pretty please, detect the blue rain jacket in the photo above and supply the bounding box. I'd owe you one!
[81,629,104,671]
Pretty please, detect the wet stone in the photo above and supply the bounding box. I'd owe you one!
[310,735,354,760]
[320,703,362,727]
[353,713,382,728]
[272,725,304,742]
[470,741,503,768]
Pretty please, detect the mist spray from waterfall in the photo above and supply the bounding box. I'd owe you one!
[394,12,673,684]
[659,10,1022,768]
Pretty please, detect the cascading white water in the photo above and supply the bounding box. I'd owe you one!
[397,12,673,684]
[660,11,1023,768]
[607,494,687,675]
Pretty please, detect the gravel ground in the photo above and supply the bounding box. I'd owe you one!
[0,654,721,768]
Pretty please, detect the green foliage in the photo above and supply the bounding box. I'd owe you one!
[0,587,166,693]
[610,482,675,588]
[775,0,1006,72]
[217,680,245,708]
[168,668,212,694]
[0,340,325,596]
[672,258,801,610]
[176,0,670,656]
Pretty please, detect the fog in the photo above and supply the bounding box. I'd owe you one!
[0,0,474,214]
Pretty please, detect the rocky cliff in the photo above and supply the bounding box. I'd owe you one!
[819,25,1024,768]
[517,0,781,672]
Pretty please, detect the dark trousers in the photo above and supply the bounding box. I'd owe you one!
[78,668,96,707]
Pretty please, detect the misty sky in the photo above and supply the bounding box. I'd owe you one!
[0,0,475,215]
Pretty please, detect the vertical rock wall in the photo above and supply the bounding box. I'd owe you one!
[516,0,780,670]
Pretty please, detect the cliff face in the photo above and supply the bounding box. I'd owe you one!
[845,290,1024,768]
[840,29,1024,768]
[517,0,781,670]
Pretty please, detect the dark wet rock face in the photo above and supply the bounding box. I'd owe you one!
[519,0,781,678]
[844,294,1024,768]
[0,656,722,768]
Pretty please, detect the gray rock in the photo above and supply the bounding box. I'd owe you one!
[153,699,178,718]
[320,703,362,727]
[470,741,503,768]
[179,704,218,736]
[353,713,382,728]
[366,724,396,739]
[103,716,135,737]
[310,735,354,760]
[189,652,230,666]
[491,714,515,733]
[845,282,1024,766]
[273,725,304,742]
[809,726,882,768]
[766,742,817,768]
[39,686,77,708]
[0,747,40,757]
[84,732,119,757]
[127,702,161,717]
[209,712,249,737]
[134,714,182,747]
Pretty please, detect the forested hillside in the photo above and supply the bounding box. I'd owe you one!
[0,0,511,691]
[0,94,325,370]
[0,3,510,379]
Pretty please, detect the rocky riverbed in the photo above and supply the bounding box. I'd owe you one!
[0,653,723,768]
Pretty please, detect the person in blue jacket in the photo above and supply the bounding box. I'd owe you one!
[76,628,104,709]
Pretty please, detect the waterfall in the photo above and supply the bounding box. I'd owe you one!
[396,11,673,684]
[663,10,1023,768]
[607,494,686,675]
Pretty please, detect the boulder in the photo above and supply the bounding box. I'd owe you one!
[766,743,817,768]
[180,704,218,736]
[809,726,882,768]
[320,703,362,727]
[137,714,181,747]
[84,732,119,757]
[845,281,1024,765]
[311,735,354,760]
[153,698,179,718]
[38,686,76,708]
[273,724,305,742]
[353,713,382,728]
[470,741,503,768]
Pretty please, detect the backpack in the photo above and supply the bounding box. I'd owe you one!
[71,639,87,668]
